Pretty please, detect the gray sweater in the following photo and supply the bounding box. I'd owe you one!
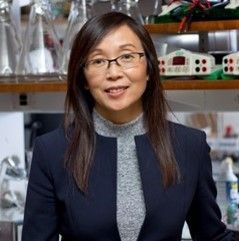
[93,110,146,241]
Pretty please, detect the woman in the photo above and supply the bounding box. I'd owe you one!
[22,12,234,241]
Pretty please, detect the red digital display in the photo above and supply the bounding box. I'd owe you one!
[172,56,185,65]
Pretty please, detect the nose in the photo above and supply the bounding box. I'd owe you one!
[105,61,123,81]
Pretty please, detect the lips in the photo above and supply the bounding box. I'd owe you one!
[105,86,129,93]
[104,85,129,98]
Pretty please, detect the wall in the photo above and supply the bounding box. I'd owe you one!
[0,112,25,167]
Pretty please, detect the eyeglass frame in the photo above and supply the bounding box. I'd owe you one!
[83,52,145,72]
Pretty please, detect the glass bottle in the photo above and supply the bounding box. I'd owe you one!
[16,0,62,80]
[0,0,22,80]
[60,0,88,75]
[118,0,144,24]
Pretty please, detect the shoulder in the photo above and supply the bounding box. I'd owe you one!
[168,122,210,177]
[33,127,67,163]
[168,121,208,157]
[31,127,68,176]
[34,127,67,148]
[168,121,206,143]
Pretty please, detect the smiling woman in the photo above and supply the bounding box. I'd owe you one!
[22,12,234,241]
[83,25,148,123]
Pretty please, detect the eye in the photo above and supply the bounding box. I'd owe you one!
[89,58,106,67]
[120,53,135,62]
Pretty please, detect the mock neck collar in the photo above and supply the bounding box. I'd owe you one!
[93,109,147,138]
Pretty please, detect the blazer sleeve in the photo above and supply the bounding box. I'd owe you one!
[22,138,59,241]
[186,131,235,241]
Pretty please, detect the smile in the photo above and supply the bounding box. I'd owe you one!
[104,86,129,97]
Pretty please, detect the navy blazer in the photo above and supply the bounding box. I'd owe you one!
[22,122,234,241]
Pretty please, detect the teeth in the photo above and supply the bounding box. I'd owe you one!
[109,88,123,93]
[106,87,127,93]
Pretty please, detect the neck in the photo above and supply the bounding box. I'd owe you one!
[95,105,143,124]
[93,108,146,137]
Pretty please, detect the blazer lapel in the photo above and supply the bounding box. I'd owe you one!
[135,134,185,240]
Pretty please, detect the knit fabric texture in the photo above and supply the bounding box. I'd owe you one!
[93,109,146,241]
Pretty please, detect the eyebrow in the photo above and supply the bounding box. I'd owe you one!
[119,43,137,49]
[89,43,137,56]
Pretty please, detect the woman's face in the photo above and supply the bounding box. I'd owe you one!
[84,24,148,124]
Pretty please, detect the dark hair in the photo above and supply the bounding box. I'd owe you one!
[64,12,180,193]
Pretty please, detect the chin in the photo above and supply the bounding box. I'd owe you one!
[109,102,132,110]
[107,107,128,112]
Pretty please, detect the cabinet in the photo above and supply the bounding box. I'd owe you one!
[1,79,239,112]
[1,20,239,112]
[145,19,239,33]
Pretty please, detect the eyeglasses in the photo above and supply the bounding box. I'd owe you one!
[84,52,145,73]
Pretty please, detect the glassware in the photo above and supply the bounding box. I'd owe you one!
[0,156,27,211]
[60,0,88,75]
[88,0,100,17]
[110,0,120,11]
[152,0,162,15]
[0,0,22,81]
[144,0,163,24]
[118,0,144,24]
[16,0,62,80]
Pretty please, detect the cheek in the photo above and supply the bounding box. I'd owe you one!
[138,80,148,95]
[85,77,103,100]
[135,70,148,94]
[128,67,148,85]
[88,84,102,101]
[84,72,101,90]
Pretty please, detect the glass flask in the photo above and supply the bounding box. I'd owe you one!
[60,0,88,75]
[16,0,62,80]
[145,0,163,24]
[152,0,162,15]
[0,156,27,211]
[118,0,144,24]
[110,0,120,11]
[0,0,22,80]
[86,0,96,18]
